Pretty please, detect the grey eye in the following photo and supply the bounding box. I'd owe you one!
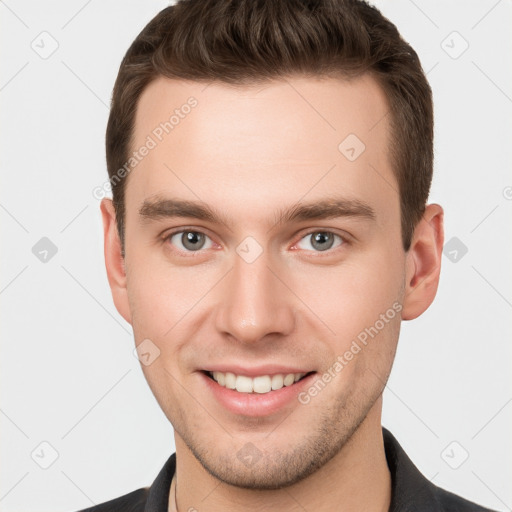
[296,231,343,252]
[169,231,212,252]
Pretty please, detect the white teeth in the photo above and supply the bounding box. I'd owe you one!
[283,374,295,386]
[213,371,225,386]
[253,375,272,393]
[209,371,307,394]
[224,372,236,390]
[271,374,284,390]
[235,375,253,393]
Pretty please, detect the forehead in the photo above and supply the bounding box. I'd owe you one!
[126,74,396,229]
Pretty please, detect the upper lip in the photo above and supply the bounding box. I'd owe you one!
[202,364,314,377]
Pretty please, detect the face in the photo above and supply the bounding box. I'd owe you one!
[103,74,440,490]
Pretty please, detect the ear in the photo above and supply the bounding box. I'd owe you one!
[402,203,444,320]
[100,198,132,325]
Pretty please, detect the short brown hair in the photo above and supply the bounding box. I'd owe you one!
[106,0,433,253]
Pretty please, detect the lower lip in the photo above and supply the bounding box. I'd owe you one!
[201,371,316,417]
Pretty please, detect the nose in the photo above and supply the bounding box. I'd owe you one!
[214,247,296,345]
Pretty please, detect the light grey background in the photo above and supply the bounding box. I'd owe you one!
[1,1,511,511]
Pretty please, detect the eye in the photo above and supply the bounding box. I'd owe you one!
[167,230,214,252]
[295,231,344,252]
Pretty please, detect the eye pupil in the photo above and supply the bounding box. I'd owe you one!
[182,231,205,251]
[311,232,334,251]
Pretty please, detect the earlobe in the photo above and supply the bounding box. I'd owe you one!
[401,203,444,321]
[100,198,132,325]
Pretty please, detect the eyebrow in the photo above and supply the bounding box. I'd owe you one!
[139,197,230,226]
[273,197,375,226]
[138,196,376,229]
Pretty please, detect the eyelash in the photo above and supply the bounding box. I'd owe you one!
[163,228,349,256]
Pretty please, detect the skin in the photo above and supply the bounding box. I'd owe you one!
[101,74,444,511]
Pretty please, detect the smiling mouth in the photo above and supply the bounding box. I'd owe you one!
[202,370,315,394]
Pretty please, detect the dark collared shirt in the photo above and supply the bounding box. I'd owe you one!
[75,428,496,511]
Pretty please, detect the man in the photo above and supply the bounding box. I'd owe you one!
[77,0,496,510]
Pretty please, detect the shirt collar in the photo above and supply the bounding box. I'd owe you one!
[382,427,440,511]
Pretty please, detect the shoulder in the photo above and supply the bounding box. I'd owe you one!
[382,428,497,512]
[433,485,498,512]
[71,487,149,512]
[69,452,176,512]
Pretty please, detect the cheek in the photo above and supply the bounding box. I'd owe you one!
[125,251,214,336]
[291,250,404,335]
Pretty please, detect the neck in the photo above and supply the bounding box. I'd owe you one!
[172,400,391,512]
